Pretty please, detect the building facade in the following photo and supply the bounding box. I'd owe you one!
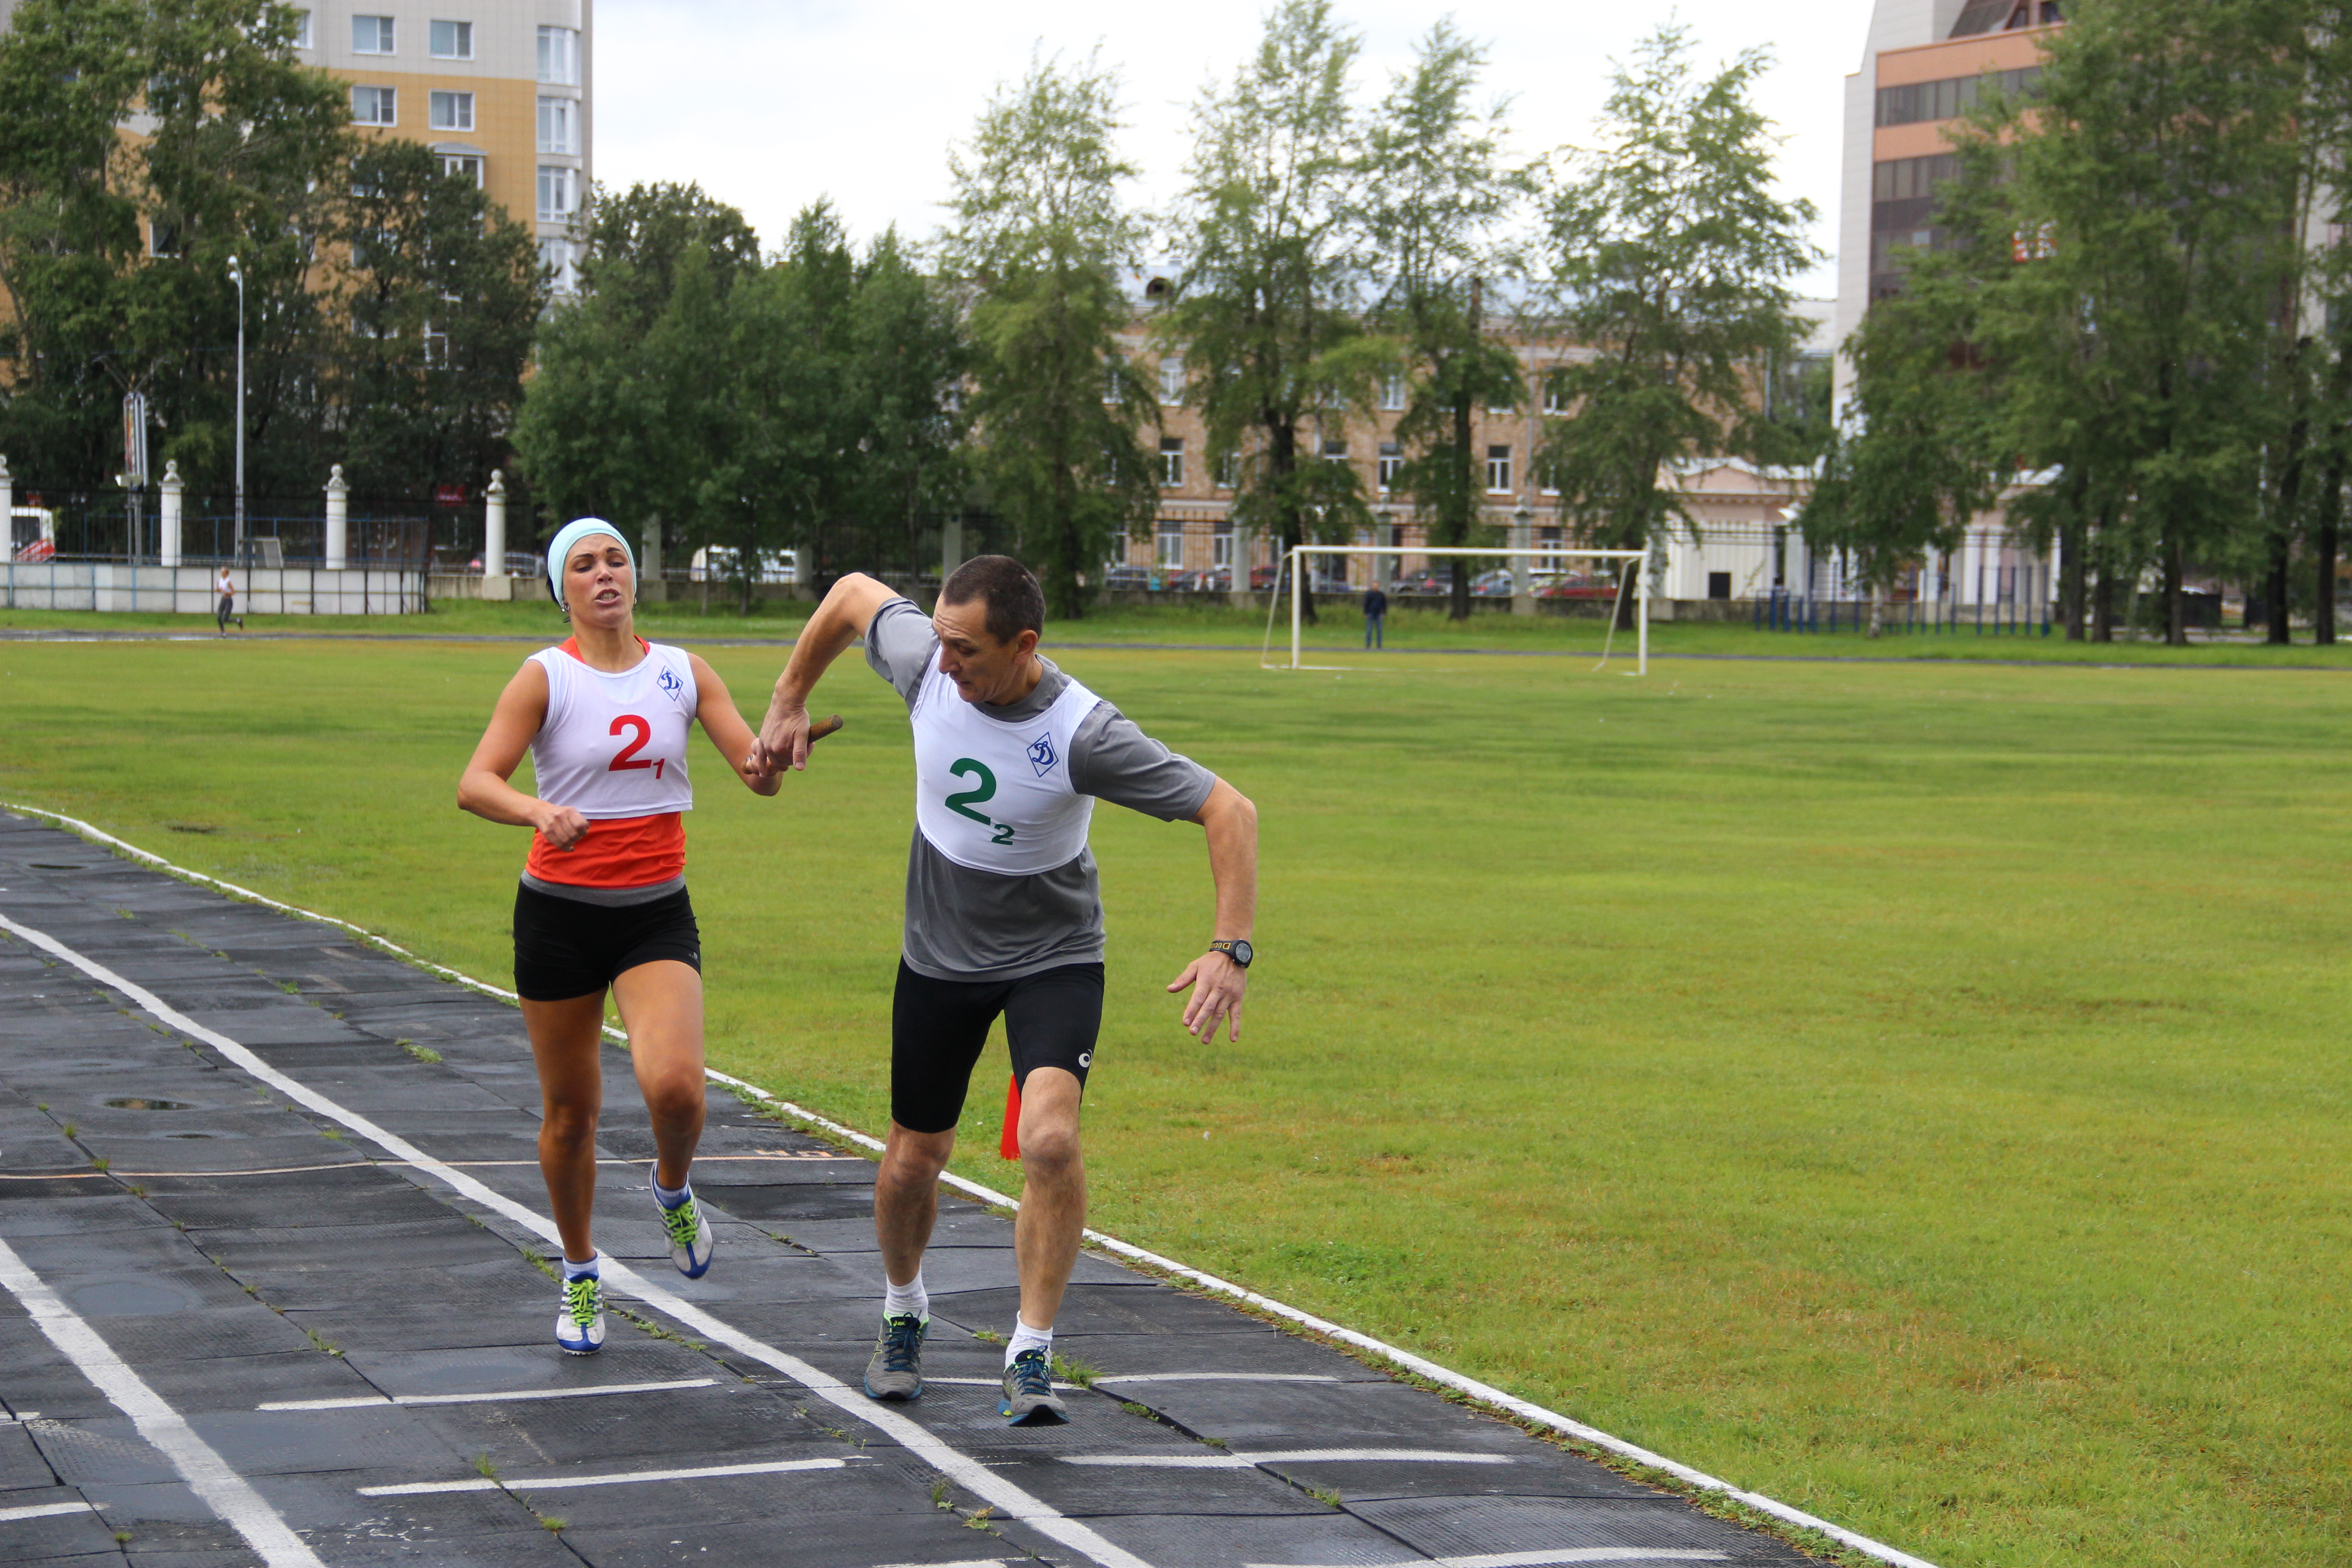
[295,0,592,290]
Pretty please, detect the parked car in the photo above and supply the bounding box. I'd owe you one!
[1537,572,1617,599]
[1393,569,1450,596]
[690,547,798,584]
[1190,566,1234,593]
[1102,564,1156,591]
[1250,562,1283,591]
[1470,568,1516,597]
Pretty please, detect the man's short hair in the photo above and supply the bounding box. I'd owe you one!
[941,555,1044,646]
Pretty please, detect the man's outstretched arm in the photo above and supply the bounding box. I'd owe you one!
[750,572,898,775]
[1167,777,1258,1043]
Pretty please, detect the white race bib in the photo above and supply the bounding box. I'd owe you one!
[910,662,1100,874]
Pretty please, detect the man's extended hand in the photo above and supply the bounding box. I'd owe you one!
[747,706,842,779]
[1168,951,1247,1043]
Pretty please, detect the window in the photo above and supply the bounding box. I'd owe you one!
[147,216,181,257]
[1485,445,1511,493]
[1487,376,1517,414]
[422,321,448,367]
[429,91,473,131]
[1215,450,1238,489]
[441,152,484,187]
[430,19,472,58]
[291,8,313,48]
[1377,442,1402,492]
[1323,438,1348,464]
[538,166,577,223]
[1382,372,1406,410]
[539,236,581,294]
[1160,437,1184,488]
[1156,527,1184,568]
[350,84,396,125]
[352,14,394,53]
[1103,353,1124,404]
[1708,571,1731,601]
[1159,354,1184,405]
[1543,372,1568,415]
[1212,521,1233,569]
[537,97,576,154]
[538,25,579,84]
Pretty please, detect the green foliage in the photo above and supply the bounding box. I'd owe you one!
[944,50,1157,619]
[1163,0,1374,606]
[1536,23,1822,618]
[1358,21,1528,619]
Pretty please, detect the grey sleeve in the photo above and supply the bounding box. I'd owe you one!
[1068,702,1217,822]
[862,598,936,709]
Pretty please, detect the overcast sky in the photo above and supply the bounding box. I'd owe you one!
[595,0,1877,298]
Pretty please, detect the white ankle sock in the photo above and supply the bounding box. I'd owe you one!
[652,1172,690,1210]
[882,1272,928,1321]
[1005,1317,1052,1366]
[562,1252,599,1280]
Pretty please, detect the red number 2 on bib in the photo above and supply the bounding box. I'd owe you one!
[608,714,665,779]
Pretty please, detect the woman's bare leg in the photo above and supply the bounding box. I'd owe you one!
[609,960,706,1191]
[523,991,608,1262]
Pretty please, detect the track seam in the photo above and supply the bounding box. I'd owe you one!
[0,801,1940,1568]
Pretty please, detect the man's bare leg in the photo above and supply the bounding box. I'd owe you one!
[876,1121,956,1286]
[1012,1067,1086,1332]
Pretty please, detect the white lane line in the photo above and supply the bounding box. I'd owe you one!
[260,1376,719,1412]
[1094,1372,1341,1386]
[1246,1553,1730,1568]
[0,1500,98,1524]
[1063,1448,1517,1470]
[873,1560,1018,1568]
[0,912,1154,1568]
[926,1377,1080,1389]
[3,808,1944,1568]
[0,1234,322,1568]
[360,1455,853,1496]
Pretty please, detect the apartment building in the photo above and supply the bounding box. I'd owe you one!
[296,0,592,290]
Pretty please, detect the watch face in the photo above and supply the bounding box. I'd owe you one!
[1228,940,1253,967]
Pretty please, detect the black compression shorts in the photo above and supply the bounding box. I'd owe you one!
[890,959,1104,1134]
[512,882,701,1001]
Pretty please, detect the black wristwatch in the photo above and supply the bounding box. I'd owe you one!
[1209,939,1253,968]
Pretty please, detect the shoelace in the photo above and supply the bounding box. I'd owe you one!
[1008,1350,1054,1396]
[661,1194,701,1250]
[880,1314,923,1372]
[564,1274,600,1327]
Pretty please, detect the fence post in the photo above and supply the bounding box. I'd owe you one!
[482,470,510,601]
[0,454,10,539]
[325,464,349,570]
[158,460,183,571]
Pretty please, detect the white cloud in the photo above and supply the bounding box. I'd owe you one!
[594,0,1874,295]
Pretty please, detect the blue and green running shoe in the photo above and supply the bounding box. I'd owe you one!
[655,1172,714,1279]
[863,1313,927,1402]
[556,1271,603,1355]
[999,1348,1067,1426]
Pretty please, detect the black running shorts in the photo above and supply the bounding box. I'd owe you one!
[890,959,1104,1134]
[512,882,701,1002]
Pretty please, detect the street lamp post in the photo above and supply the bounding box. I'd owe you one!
[226,255,246,567]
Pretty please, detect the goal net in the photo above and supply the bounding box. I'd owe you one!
[1258,544,1651,674]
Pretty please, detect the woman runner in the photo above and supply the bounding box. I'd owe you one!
[458,518,781,1353]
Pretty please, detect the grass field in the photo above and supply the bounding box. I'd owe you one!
[1,629,2347,1568]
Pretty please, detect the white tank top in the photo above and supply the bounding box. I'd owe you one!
[527,641,697,819]
[911,660,1100,875]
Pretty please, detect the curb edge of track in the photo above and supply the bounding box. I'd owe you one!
[0,797,1940,1568]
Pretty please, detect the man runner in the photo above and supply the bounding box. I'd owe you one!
[749,556,1256,1426]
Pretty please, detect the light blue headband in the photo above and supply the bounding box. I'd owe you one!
[546,517,635,608]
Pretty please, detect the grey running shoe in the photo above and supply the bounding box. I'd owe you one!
[863,1313,927,1402]
[999,1348,1068,1426]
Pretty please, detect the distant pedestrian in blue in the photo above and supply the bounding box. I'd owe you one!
[1362,585,1388,650]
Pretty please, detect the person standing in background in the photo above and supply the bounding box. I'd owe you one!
[1363,583,1388,650]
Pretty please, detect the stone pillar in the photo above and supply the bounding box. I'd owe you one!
[324,464,348,570]
[0,456,12,543]
[159,461,182,566]
[638,511,667,602]
[1228,518,1255,610]
[941,516,965,592]
[1510,506,1534,617]
[480,470,511,601]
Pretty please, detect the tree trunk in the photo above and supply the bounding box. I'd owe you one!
[1449,396,1474,623]
[2317,456,2341,645]
[2165,537,2188,647]
[1867,586,1884,639]
[1269,415,1313,626]
[2060,514,2087,642]
[2090,505,2115,642]
[2268,412,2306,646]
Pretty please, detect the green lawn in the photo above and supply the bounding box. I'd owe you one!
[0,634,2346,1568]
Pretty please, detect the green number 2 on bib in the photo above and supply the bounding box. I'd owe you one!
[944,759,1017,845]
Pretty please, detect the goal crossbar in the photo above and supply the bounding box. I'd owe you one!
[1267,544,1649,674]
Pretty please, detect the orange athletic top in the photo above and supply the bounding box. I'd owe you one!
[522,637,690,889]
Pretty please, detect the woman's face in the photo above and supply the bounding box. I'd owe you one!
[563,535,634,628]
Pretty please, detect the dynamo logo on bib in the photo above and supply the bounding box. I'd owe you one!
[1026,734,1059,777]
[657,666,684,700]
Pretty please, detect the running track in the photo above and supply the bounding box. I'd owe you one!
[0,810,1867,1568]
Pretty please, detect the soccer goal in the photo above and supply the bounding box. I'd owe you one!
[1259,544,1652,674]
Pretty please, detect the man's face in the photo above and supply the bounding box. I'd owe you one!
[932,598,1037,706]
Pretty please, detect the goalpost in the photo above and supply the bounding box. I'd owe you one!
[1260,544,1652,675]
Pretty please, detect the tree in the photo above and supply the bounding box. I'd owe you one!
[844,227,969,588]
[0,0,349,496]
[1162,0,1373,623]
[331,139,543,498]
[942,50,1157,620]
[1358,21,1525,622]
[1536,24,1821,630]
